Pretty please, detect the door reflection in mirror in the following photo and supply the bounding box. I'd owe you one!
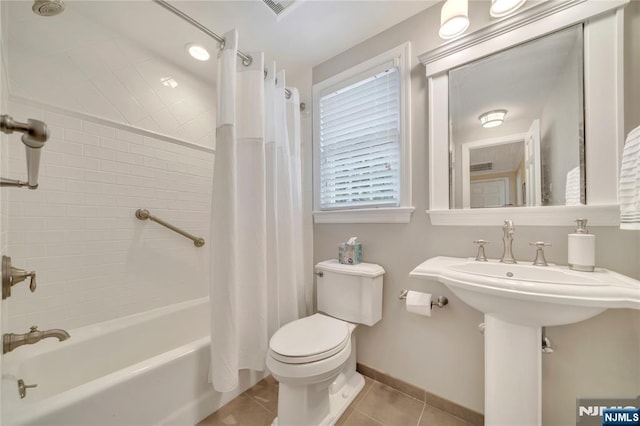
[449,24,585,209]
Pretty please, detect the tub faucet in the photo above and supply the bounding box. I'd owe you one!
[3,326,70,354]
[500,220,517,264]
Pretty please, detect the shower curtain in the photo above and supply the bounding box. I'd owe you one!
[209,30,305,393]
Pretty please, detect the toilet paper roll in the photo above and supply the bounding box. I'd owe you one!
[406,290,432,317]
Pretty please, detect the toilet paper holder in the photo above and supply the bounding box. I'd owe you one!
[399,289,448,308]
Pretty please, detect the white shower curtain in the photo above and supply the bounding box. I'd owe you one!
[210,31,305,392]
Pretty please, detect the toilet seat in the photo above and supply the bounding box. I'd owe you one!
[269,314,350,364]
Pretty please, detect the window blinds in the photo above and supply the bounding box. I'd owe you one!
[319,67,400,209]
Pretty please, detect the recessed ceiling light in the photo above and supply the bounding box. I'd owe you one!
[186,43,210,61]
[479,110,507,128]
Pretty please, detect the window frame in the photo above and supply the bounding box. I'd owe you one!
[312,42,413,224]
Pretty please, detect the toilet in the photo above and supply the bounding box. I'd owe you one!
[266,259,384,426]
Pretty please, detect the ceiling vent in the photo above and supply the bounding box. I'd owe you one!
[262,0,297,16]
[470,162,494,172]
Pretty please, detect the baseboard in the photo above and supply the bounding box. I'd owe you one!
[356,363,484,425]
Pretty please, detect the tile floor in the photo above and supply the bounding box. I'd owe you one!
[198,375,475,426]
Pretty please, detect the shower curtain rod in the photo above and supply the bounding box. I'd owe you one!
[153,0,302,107]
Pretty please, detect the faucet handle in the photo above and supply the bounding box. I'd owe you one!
[29,326,38,333]
[473,239,489,262]
[529,241,551,266]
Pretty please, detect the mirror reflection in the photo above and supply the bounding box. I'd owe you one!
[449,25,584,209]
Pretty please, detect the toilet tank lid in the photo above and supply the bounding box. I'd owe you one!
[316,260,385,277]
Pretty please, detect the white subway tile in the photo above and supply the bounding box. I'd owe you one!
[101,160,129,175]
[65,180,101,194]
[115,151,144,166]
[84,194,118,207]
[49,139,85,155]
[25,231,68,244]
[42,151,66,166]
[82,121,116,139]
[84,146,117,161]
[115,128,144,145]
[43,111,82,131]
[66,206,101,218]
[143,157,168,170]
[46,164,84,180]
[23,203,66,217]
[38,176,67,191]
[46,191,84,205]
[7,203,24,217]
[45,217,83,231]
[66,154,101,170]
[128,144,157,158]
[83,170,118,184]
[64,129,99,147]
[101,137,129,153]
[116,174,143,186]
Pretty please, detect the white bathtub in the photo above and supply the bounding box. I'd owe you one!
[1,297,265,425]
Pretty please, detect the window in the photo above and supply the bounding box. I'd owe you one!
[313,43,413,223]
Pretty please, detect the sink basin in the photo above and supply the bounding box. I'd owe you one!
[410,256,640,326]
[410,256,640,426]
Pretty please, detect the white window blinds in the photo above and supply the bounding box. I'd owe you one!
[318,66,401,210]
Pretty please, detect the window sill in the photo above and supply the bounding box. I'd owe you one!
[313,207,415,224]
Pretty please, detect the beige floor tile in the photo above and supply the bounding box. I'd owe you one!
[418,404,473,426]
[336,375,375,426]
[244,376,279,413]
[340,410,385,426]
[356,382,425,426]
[197,394,275,426]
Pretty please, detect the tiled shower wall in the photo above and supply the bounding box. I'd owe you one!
[5,99,213,331]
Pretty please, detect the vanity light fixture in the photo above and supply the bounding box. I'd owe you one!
[439,0,470,40]
[479,109,507,128]
[490,0,526,18]
[186,43,210,61]
[439,0,527,39]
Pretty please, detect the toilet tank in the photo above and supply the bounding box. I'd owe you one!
[316,260,384,326]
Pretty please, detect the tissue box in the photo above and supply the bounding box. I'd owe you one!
[339,242,362,265]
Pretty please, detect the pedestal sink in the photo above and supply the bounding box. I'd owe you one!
[410,256,640,426]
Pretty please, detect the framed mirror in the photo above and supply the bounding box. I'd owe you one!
[420,0,628,226]
[449,25,584,210]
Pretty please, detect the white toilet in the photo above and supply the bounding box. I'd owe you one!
[266,259,384,426]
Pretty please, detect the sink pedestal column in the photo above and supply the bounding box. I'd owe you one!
[484,314,541,426]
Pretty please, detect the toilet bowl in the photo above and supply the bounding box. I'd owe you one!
[267,260,384,426]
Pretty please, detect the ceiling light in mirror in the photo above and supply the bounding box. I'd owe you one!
[490,0,526,18]
[186,43,210,61]
[439,0,469,39]
[479,110,507,128]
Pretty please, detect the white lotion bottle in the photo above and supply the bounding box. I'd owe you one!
[568,218,595,272]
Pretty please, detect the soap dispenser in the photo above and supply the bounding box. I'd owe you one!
[568,218,595,272]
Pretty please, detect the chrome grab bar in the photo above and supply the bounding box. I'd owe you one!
[135,209,205,247]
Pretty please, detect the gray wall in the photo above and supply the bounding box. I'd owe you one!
[312,1,640,424]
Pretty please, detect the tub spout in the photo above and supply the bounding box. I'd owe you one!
[3,326,70,354]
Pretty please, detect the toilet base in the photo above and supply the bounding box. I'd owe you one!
[272,372,365,426]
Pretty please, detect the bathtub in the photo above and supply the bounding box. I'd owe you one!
[1,297,265,425]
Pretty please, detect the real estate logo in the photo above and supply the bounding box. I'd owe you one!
[577,397,640,426]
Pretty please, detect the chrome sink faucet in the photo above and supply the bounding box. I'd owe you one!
[3,326,70,354]
[500,220,517,264]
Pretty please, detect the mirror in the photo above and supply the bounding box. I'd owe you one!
[419,0,626,226]
[448,25,584,209]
